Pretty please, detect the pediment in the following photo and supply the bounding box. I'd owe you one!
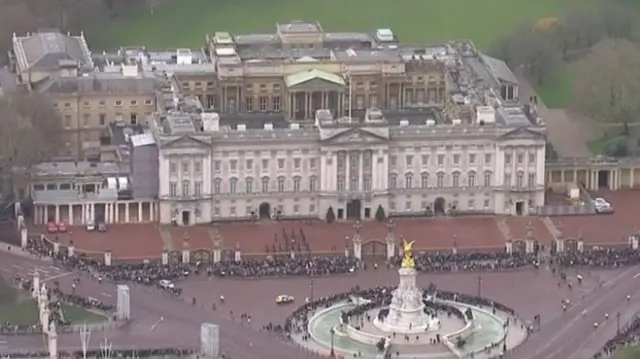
[323,127,388,144]
[499,127,545,140]
[289,78,344,91]
[162,135,210,149]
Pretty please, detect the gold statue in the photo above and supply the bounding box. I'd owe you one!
[401,238,416,268]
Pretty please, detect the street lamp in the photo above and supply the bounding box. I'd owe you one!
[386,219,395,234]
[354,220,362,234]
[477,275,483,297]
[310,279,315,303]
[330,328,336,357]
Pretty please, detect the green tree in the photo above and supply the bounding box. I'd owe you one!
[325,206,336,223]
[375,205,386,222]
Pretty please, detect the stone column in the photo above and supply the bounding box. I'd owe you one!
[21,227,27,248]
[32,272,40,299]
[53,242,60,255]
[358,151,364,193]
[162,250,169,266]
[213,232,223,264]
[68,245,75,257]
[104,250,112,266]
[630,234,639,250]
[125,203,130,223]
[44,206,49,223]
[234,243,241,262]
[138,202,143,222]
[182,234,191,264]
[385,220,396,260]
[48,322,57,359]
[150,202,155,222]
[54,206,60,223]
[115,203,120,223]
[290,250,295,259]
[344,246,349,257]
[41,307,50,334]
[352,235,362,260]
[555,238,565,253]
[577,238,584,252]
[68,205,73,225]
[505,239,513,254]
[525,239,535,254]
[90,203,95,222]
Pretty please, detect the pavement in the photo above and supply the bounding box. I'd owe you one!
[0,249,638,359]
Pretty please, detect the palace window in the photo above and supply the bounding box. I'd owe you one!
[182,180,190,197]
[363,176,372,192]
[337,176,346,192]
[277,176,286,192]
[468,171,476,188]
[309,176,317,192]
[484,171,492,187]
[229,178,238,194]
[389,174,398,190]
[405,173,413,189]
[214,178,222,194]
[245,177,253,193]
[293,176,301,192]
[452,172,460,188]
[170,182,177,197]
[261,176,270,193]
[421,172,429,189]
[436,172,444,188]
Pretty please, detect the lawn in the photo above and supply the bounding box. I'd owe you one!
[0,279,105,325]
[85,0,602,51]
[535,66,575,109]
[611,345,640,359]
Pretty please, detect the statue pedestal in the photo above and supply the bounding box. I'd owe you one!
[374,267,440,334]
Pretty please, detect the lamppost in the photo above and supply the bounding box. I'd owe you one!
[354,220,362,235]
[386,219,395,234]
[617,312,621,334]
[477,275,483,297]
[310,279,315,303]
[330,328,335,357]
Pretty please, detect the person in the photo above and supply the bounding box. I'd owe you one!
[594,322,598,329]
[220,295,225,303]
[605,313,609,320]
[627,294,632,301]
[582,309,587,317]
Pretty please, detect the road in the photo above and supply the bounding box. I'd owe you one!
[0,252,317,359]
[512,265,640,359]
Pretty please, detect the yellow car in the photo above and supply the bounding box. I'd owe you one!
[276,295,294,304]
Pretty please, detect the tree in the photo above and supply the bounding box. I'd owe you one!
[375,205,386,222]
[325,206,336,223]
[0,92,64,195]
[570,39,640,135]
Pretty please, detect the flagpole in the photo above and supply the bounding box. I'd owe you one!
[348,70,352,121]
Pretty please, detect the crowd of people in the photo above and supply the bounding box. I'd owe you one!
[554,247,640,268]
[597,314,640,358]
[0,347,196,358]
[212,256,360,277]
[406,252,539,272]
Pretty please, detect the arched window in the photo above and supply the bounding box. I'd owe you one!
[452,171,461,188]
[261,176,270,193]
[436,172,445,188]
[484,171,492,187]
[468,171,476,188]
[277,176,286,192]
[293,176,302,192]
[245,177,254,193]
[516,171,524,188]
[229,178,238,194]
[420,172,429,189]
[389,174,398,190]
[214,178,222,194]
[309,176,317,192]
[404,173,413,189]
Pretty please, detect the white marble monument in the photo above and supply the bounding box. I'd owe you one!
[374,239,440,334]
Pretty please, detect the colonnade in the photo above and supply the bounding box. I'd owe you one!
[33,201,157,225]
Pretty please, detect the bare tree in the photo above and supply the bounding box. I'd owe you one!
[0,92,64,186]
[600,3,635,40]
[557,10,603,61]
[571,39,640,134]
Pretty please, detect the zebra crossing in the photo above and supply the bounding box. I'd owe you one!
[1,263,71,282]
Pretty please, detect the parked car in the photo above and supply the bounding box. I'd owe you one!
[97,221,107,232]
[47,221,58,233]
[86,221,95,232]
[158,279,175,290]
[276,295,295,304]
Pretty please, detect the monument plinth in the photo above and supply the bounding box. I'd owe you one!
[374,239,440,334]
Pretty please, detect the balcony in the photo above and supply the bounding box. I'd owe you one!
[160,193,213,201]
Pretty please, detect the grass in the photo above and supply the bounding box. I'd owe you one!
[611,346,640,359]
[534,66,575,109]
[85,0,602,51]
[0,279,105,325]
